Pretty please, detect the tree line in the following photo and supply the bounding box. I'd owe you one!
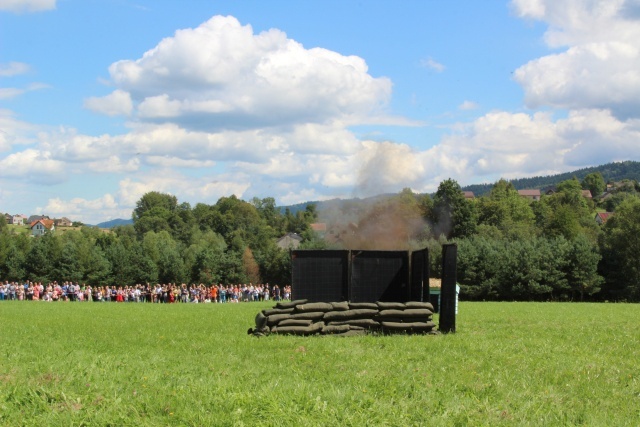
[2,171,640,301]
[0,194,319,287]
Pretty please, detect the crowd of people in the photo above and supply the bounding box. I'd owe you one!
[0,281,292,303]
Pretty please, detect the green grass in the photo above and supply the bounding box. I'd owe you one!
[1,302,639,426]
[6,224,29,234]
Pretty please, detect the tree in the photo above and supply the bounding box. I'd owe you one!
[132,192,179,237]
[582,172,605,198]
[477,179,535,240]
[133,191,178,221]
[431,179,477,239]
[25,236,52,283]
[601,197,640,299]
[565,235,603,301]
[539,179,596,241]
[242,247,262,284]
[54,240,83,283]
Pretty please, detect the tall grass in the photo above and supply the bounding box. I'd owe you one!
[1,301,639,426]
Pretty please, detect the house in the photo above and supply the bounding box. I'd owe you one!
[30,219,55,236]
[310,223,327,238]
[11,215,24,225]
[462,191,475,199]
[54,217,73,227]
[27,215,50,224]
[276,233,303,250]
[518,189,541,201]
[3,213,11,224]
[581,189,593,199]
[595,212,614,225]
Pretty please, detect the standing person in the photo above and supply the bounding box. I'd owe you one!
[274,285,280,301]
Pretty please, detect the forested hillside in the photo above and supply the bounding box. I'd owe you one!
[462,160,640,196]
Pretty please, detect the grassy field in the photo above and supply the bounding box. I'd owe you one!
[1,301,639,426]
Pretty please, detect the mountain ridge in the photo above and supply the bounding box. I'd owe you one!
[96,161,640,225]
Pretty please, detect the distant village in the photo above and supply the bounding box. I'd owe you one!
[3,214,75,236]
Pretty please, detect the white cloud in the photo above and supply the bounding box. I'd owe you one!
[458,100,479,110]
[0,149,66,182]
[117,172,251,208]
[41,194,121,224]
[105,15,392,131]
[0,83,49,99]
[0,87,24,99]
[84,90,133,116]
[0,61,30,76]
[511,0,640,119]
[420,57,446,72]
[0,109,38,151]
[412,108,640,190]
[0,0,56,13]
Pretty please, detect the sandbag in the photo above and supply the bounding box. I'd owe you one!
[401,308,434,318]
[294,302,333,312]
[278,319,313,327]
[404,301,435,311]
[348,302,378,309]
[271,325,308,335]
[275,299,308,309]
[274,321,324,336]
[331,301,350,311]
[322,324,351,334]
[323,309,379,321]
[262,307,295,316]
[290,311,326,320]
[266,313,293,326]
[328,318,381,329]
[377,309,408,319]
[376,302,407,310]
[381,321,436,333]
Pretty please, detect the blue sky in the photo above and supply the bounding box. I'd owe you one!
[2,0,640,224]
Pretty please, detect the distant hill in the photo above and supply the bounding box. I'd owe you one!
[277,161,640,213]
[96,218,133,228]
[278,194,397,216]
[462,160,640,196]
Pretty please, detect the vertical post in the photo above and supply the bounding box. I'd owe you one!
[440,243,457,333]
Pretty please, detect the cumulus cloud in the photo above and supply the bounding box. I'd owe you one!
[0,83,49,99]
[0,109,38,150]
[413,108,640,190]
[420,57,446,72]
[458,100,479,110]
[84,90,133,116]
[0,61,30,76]
[0,0,56,13]
[512,0,640,119]
[0,88,24,99]
[104,15,392,131]
[42,194,120,220]
[0,149,66,183]
[117,172,251,208]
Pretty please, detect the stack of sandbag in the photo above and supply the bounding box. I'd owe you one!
[248,300,437,337]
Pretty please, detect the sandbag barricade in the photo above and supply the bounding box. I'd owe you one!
[248,300,438,337]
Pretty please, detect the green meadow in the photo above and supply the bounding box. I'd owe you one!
[1,301,639,426]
